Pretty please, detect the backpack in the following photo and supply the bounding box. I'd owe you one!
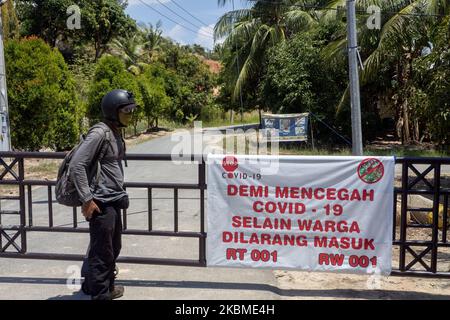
[55,123,112,207]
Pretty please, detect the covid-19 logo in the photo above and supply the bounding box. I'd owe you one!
[358,158,384,184]
[221,156,262,181]
[222,156,239,178]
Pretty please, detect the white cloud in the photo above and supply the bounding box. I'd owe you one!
[165,24,221,50]
[165,24,189,45]
[194,24,216,50]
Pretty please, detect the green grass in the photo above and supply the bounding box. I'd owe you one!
[365,148,449,157]
[221,133,450,158]
[157,119,189,131]
[202,111,260,128]
[280,146,352,156]
[280,145,449,157]
[124,119,186,138]
[27,161,59,174]
[122,111,261,136]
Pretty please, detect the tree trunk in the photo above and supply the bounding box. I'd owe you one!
[394,61,403,141]
[94,32,102,61]
[95,44,101,62]
[413,119,420,142]
[230,109,234,124]
[396,116,404,142]
[402,101,410,144]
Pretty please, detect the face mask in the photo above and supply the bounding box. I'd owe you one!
[118,112,132,127]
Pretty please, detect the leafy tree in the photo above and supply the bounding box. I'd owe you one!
[260,28,352,143]
[140,59,182,121]
[215,0,319,101]
[5,38,79,151]
[1,0,20,40]
[413,17,450,146]
[139,21,163,61]
[109,32,145,74]
[16,0,136,60]
[69,51,97,133]
[155,44,216,124]
[189,44,208,57]
[324,0,450,144]
[16,0,76,47]
[87,55,142,125]
[83,0,136,60]
[262,30,347,113]
[215,44,251,123]
[137,68,171,129]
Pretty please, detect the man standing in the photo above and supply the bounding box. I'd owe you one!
[70,89,137,300]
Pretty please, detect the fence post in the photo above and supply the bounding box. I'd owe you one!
[199,159,206,266]
[399,161,408,271]
[18,157,26,253]
[431,162,441,273]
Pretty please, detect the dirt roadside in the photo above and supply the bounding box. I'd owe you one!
[274,268,450,300]
[274,176,450,300]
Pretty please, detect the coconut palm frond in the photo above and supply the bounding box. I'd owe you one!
[217,0,317,103]
[322,37,347,61]
[336,86,350,114]
[214,9,255,40]
[426,0,448,15]
[232,24,272,100]
[221,19,261,48]
[284,7,319,32]
[319,0,347,24]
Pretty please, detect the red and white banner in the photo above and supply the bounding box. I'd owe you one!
[206,155,395,275]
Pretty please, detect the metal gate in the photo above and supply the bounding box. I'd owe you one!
[0,151,449,278]
[392,157,450,278]
[0,152,206,267]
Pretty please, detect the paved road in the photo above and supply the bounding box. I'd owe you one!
[0,129,448,300]
[0,130,279,300]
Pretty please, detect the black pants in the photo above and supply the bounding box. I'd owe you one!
[86,199,123,300]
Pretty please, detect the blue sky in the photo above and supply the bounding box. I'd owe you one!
[125,0,249,50]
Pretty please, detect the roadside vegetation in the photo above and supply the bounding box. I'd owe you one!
[215,0,450,153]
[1,0,448,156]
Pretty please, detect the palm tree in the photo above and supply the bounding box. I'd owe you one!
[215,0,321,102]
[109,32,146,75]
[140,21,163,61]
[324,0,449,143]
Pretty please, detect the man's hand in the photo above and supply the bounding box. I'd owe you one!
[82,200,101,220]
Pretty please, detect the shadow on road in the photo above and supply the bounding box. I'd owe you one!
[48,291,91,300]
[0,276,449,300]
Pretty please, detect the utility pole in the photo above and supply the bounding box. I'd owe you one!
[346,0,363,156]
[0,0,11,151]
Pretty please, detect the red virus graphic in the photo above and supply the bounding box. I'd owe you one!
[222,156,239,178]
[358,158,385,184]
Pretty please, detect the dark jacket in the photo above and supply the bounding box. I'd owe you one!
[69,121,127,204]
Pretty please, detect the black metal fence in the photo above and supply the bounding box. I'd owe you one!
[0,152,206,267]
[392,157,450,278]
[0,152,449,278]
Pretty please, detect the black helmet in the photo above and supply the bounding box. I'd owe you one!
[101,89,137,122]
